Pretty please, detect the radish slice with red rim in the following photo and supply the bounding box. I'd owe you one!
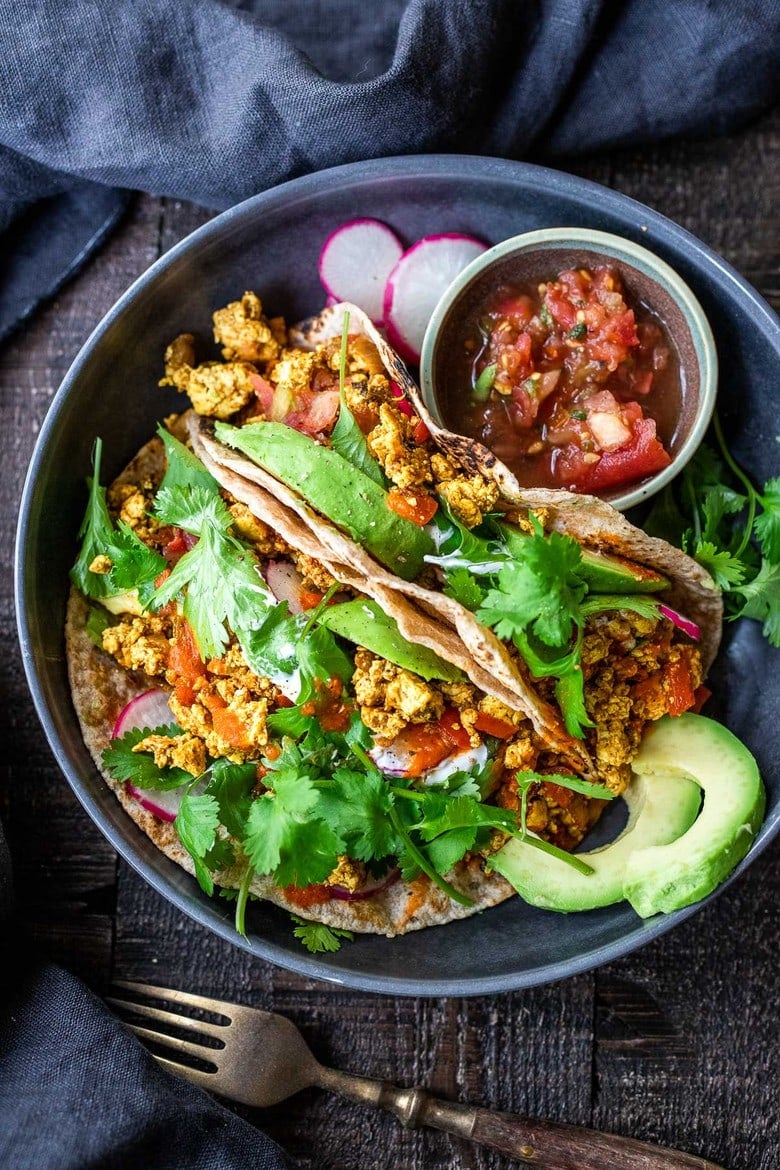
[112,688,176,740]
[383,233,488,364]
[112,689,195,823]
[125,781,187,823]
[319,219,404,325]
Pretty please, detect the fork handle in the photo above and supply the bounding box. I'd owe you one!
[315,1066,725,1170]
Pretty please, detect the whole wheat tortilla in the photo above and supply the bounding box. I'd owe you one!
[66,432,513,937]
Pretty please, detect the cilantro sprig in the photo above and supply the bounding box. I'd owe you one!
[70,438,166,605]
[645,413,780,647]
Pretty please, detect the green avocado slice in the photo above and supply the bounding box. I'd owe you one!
[623,713,765,917]
[498,522,668,594]
[215,422,434,581]
[318,599,463,682]
[487,771,702,912]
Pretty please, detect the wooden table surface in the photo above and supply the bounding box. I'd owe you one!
[2,110,779,1170]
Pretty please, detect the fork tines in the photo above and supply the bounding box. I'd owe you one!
[107,981,230,1085]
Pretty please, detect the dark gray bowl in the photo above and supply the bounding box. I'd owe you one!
[15,156,780,996]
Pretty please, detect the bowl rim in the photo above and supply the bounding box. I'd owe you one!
[419,225,718,511]
[13,155,780,997]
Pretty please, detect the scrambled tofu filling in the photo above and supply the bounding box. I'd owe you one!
[89,291,708,895]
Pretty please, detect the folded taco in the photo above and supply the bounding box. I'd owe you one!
[184,299,721,768]
[67,291,759,949]
[69,411,629,945]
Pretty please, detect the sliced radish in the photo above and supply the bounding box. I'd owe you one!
[264,560,306,614]
[112,689,175,740]
[319,219,404,325]
[383,233,488,364]
[328,867,401,902]
[112,689,193,823]
[125,781,186,823]
[658,604,701,642]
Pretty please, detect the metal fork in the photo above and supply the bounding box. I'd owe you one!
[107,981,725,1170]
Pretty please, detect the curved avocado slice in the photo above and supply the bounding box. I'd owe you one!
[487,771,701,912]
[318,599,463,682]
[498,523,668,594]
[623,713,765,917]
[215,422,434,581]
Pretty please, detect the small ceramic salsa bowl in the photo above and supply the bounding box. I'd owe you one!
[419,227,717,511]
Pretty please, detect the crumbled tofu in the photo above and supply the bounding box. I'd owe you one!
[212,292,283,364]
[102,614,172,677]
[269,349,320,400]
[133,732,207,777]
[89,554,112,575]
[385,670,444,724]
[159,333,257,418]
[436,473,499,528]
[352,648,443,738]
[367,404,431,489]
[228,501,290,555]
[325,856,366,891]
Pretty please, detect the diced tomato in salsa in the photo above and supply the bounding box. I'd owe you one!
[449,264,678,497]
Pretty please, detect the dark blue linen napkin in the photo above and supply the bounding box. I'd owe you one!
[0,826,295,1170]
[0,0,777,342]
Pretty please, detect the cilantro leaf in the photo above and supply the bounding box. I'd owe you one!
[239,603,304,680]
[754,477,780,563]
[330,392,386,487]
[443,567,487,610]
[417,793,515,841]
[476,527,586,648]
[296,625,353,702]
[291,916,354,954]
[424,826,481,875]
[243,769,344,887]
[701,483,746,542]
[175,791,221,895]
[426,504,507,570]
[154,522,272,659]
[735,560,780,647]
[317,767,397,862]
[516,770,615,800]
[101,724,190,790]
[71,439,116,600]
[554,669,595,739]
[106,522,167,605]
[206,759,257,839]
[693,539,747,588]
[154,482,233,534]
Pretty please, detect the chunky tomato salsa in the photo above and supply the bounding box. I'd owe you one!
[446,265,681,494]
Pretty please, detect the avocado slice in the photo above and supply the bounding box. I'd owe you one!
[215,422,434,581]
[498,523,668,594]
[487,771,701,912]
[318,599,463,682]
[623,713,765,917]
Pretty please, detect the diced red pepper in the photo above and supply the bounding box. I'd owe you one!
[473,711,516,739]
[412,418,431,445]
[664,657,697,717]
[169,620,206,684]
[386,488,439,526]
[439,707,473,752]
[211,708,251,749]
